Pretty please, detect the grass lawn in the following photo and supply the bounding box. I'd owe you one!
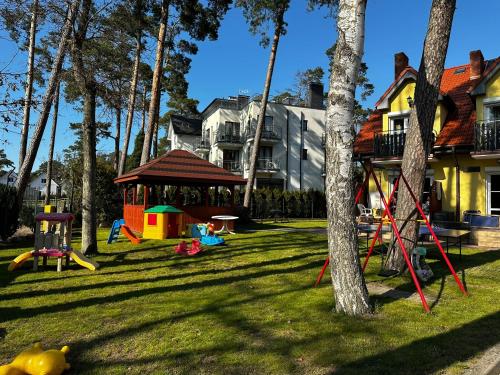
[0,220,499,374]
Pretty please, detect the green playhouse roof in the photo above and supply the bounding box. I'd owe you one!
[144,205,183,213]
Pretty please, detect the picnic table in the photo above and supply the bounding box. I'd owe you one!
[419,227,470,259]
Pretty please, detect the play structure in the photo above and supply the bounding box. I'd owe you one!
[191,223,225,246]
[107,219,141,244]
[8,213,99,272]
[174,239,203,256]
[143,205,183,239]
[0,342,70,375]
[314,164,467,313]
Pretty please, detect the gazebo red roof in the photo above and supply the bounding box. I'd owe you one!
[114,150,247,186]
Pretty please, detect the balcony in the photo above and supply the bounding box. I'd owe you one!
[374,130,406,159]
[246,126,282,142]
[251,158,280,172]
[217,160,242,173]
[472,120,500,158]
[194,139,210,153]
[214,132,243,147]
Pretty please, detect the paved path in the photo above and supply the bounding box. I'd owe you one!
[461,342,500,375]
[366,282,436,304]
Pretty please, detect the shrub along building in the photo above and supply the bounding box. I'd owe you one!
[355,50,500,243]
[168,83,327,192]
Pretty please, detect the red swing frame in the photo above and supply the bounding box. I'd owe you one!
[315,164,467,313]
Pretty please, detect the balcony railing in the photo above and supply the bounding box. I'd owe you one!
[195,139,210,150]
[474,120,500,152]
[215,132,242,144]
[218,160,242,173]
[255,158,280,171]
[374,130,406,158]
[247,126,282,141]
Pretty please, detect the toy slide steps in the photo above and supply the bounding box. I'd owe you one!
[68,250,99,271]
[120,224,141,244]
[8,252,34,271]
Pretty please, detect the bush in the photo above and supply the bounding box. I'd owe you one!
[19,205,36,230]
[0,184,19,240]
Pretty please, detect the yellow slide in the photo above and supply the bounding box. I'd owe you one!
[68,250,99,271]
[8,251,34,271]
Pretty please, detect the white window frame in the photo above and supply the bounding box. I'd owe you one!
[387,169,434,200]
[388,110,411,133]
[486,173,500,215]
[484,98,500,122]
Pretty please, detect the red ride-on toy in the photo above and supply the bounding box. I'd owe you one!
[174,239,202,256]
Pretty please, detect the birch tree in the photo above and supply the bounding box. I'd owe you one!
[324,0,371,315]
[386,0,456,272]
[240,0,290,208]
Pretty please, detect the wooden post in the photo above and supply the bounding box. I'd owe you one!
[229,186,235,207]
[123,187,128,206]
[132,186,137,205]
[144,185,149,208]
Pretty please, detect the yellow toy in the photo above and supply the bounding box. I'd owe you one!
[0,343,70,375]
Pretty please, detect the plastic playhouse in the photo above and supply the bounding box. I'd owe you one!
[8,212,99,272]
[0,342,70,375]
[143,205,184,240]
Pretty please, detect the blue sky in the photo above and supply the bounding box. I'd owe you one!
[1,0,499,171]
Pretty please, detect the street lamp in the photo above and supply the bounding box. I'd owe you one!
[407,95,414,108]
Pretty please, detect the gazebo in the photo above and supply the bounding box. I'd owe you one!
[114,150,247,234]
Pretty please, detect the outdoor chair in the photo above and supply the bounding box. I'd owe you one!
[357,204,374,223]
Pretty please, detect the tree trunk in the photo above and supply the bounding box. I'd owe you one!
[114,106,121,172]
[118,30,142,176]
[19,0,39,170]
[141,85,147,132]
[71,0,98,254]
[140,0,169,165]
[44,81,60,205]
[386,0,456,272]
[152,118,159,158]
[325,0,371,316]
[243,6,285,208]
[81,88,98,254]
[16,0,81,206]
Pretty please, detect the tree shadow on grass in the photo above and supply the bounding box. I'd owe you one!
[335,311,500,375]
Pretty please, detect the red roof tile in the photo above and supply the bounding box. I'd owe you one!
[354,111,382,154]
[114,150,247,185]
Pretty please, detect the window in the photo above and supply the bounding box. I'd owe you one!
[264,116,273,129]
[487,174,500,215]
[259,146,273,160]
[302,149,308,160]
[302,120,308,131]
[7,177,14,182]
[485,104,500,122]
[224,121,240,136]
[41,178,47,183]
[390,116,408,133]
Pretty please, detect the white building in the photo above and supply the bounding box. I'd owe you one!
[167,114,203,153]
[172,83,326,191]
[0,170,17,186]
[29,173,61,197]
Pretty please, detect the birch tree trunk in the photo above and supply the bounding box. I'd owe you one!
[19,0,39,170]
[16,0,81,206]
[118,31,142,176]
[114,106,121,172]
[386,0,456,272]
[44,81,59,205]
[243,6,285,208]
[140,0,169,165]
[325,0,371,316]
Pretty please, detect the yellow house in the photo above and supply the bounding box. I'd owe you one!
[355,50,500,227]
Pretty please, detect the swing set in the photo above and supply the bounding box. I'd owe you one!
[315,164,468,313]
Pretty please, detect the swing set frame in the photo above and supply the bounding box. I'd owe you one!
[315,163,468,313]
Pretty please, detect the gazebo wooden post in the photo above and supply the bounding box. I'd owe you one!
[229,186,235,207]
[132,186,137,205]
[123,187,128,206]
[144,185,149,208]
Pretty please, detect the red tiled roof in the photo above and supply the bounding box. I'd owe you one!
[355,57,499,154]
[114,150,247,186]
[354,111,382,154]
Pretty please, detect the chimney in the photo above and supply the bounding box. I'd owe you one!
[394,52,409,80]
[469,50,485,80]
[308,82,324,109]
[237,95,249,109]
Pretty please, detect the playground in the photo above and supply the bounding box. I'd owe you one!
[1,220,499,374]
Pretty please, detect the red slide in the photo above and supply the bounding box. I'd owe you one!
[120,225,141,244]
